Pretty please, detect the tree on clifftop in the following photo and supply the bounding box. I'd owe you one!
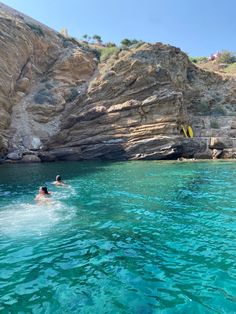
[217,50,236,64]
[106,42,116,47]
[121,38,132,46]
[121,38,139,47]
[93,34,102,44]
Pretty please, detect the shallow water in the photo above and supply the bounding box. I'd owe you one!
[0,161,236,313]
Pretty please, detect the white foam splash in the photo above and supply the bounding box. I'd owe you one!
[0,200,74,237]
[51,185,77,200]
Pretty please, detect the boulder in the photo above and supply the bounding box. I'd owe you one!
[16,77,30,93]
[194,149,212,159]
[222,149,236,159]
[7,152,22,160]
[209,137,233,150]
[21,154,41,163]
[38,152,56,162]
[181,138,207,158]
[231,120,236,129]
[30,137,42,150]
[212,149,223,159]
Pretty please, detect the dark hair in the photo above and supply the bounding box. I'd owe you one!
[41,186,49,194]
[56,175,61,182]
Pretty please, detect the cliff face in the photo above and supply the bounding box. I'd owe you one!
[1,3,236,162]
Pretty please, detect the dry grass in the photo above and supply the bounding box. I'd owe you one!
[195,60,236,77]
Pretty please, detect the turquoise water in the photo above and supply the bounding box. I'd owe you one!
[0,161,236,313]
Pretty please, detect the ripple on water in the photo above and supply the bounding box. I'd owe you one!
[0,161,236,313]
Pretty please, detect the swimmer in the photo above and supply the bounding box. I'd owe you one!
[53,175,67,187]
[35,186,52,202]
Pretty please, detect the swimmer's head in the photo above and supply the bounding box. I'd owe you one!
[39,186,49,195]
[56,175,61,182]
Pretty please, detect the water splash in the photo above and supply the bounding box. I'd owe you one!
[0,200,75,237]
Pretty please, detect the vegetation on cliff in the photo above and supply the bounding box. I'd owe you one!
[189,50,236,76]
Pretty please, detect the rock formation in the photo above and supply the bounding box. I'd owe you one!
[0,2,236,162]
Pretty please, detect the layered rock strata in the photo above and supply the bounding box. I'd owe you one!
[0,3,236,162]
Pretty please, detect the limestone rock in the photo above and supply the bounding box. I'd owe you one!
[222,148,236,159]
[0,135,8,157]
[0,3,236,161]
[16,77,30,93]
[21,154,41,163]
[7,152,22,160]
[209,137,233,149]
[194,149,212,159]
[212,149,223,159]
[231,120,236,129]
[38,152,56,162]
[181,138,207,158]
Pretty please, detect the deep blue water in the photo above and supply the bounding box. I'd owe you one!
[0,161,236,313]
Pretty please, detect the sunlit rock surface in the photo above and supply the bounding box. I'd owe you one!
[0,3,236,161]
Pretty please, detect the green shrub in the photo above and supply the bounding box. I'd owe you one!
[217,50,236,64]
[75,42,101,60]
[65,37,78,47]
[131,41,145,49]
[121,38,132,47]
[224,62,236,73]
[210,120,219,128]
[189,56,208,63]
[106,42,116,48]
[77,41,90,49]
[93,34,102,44]
[120,38,140,47]
[211,105,226,115]
[34,89,55,104]
[196,101,209,113]
[57,33,80,48]
[25,22,44,36]
[99,47,120,62]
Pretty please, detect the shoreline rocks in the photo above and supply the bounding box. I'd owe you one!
[0,4,236,162]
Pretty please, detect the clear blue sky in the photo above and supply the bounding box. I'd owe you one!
[1,0,236,56]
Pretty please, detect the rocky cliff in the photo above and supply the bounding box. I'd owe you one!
[1,3,236,162]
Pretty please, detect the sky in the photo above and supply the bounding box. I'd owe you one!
[1,0,236,56]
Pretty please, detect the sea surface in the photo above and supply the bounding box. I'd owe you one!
[0,161,235,313]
